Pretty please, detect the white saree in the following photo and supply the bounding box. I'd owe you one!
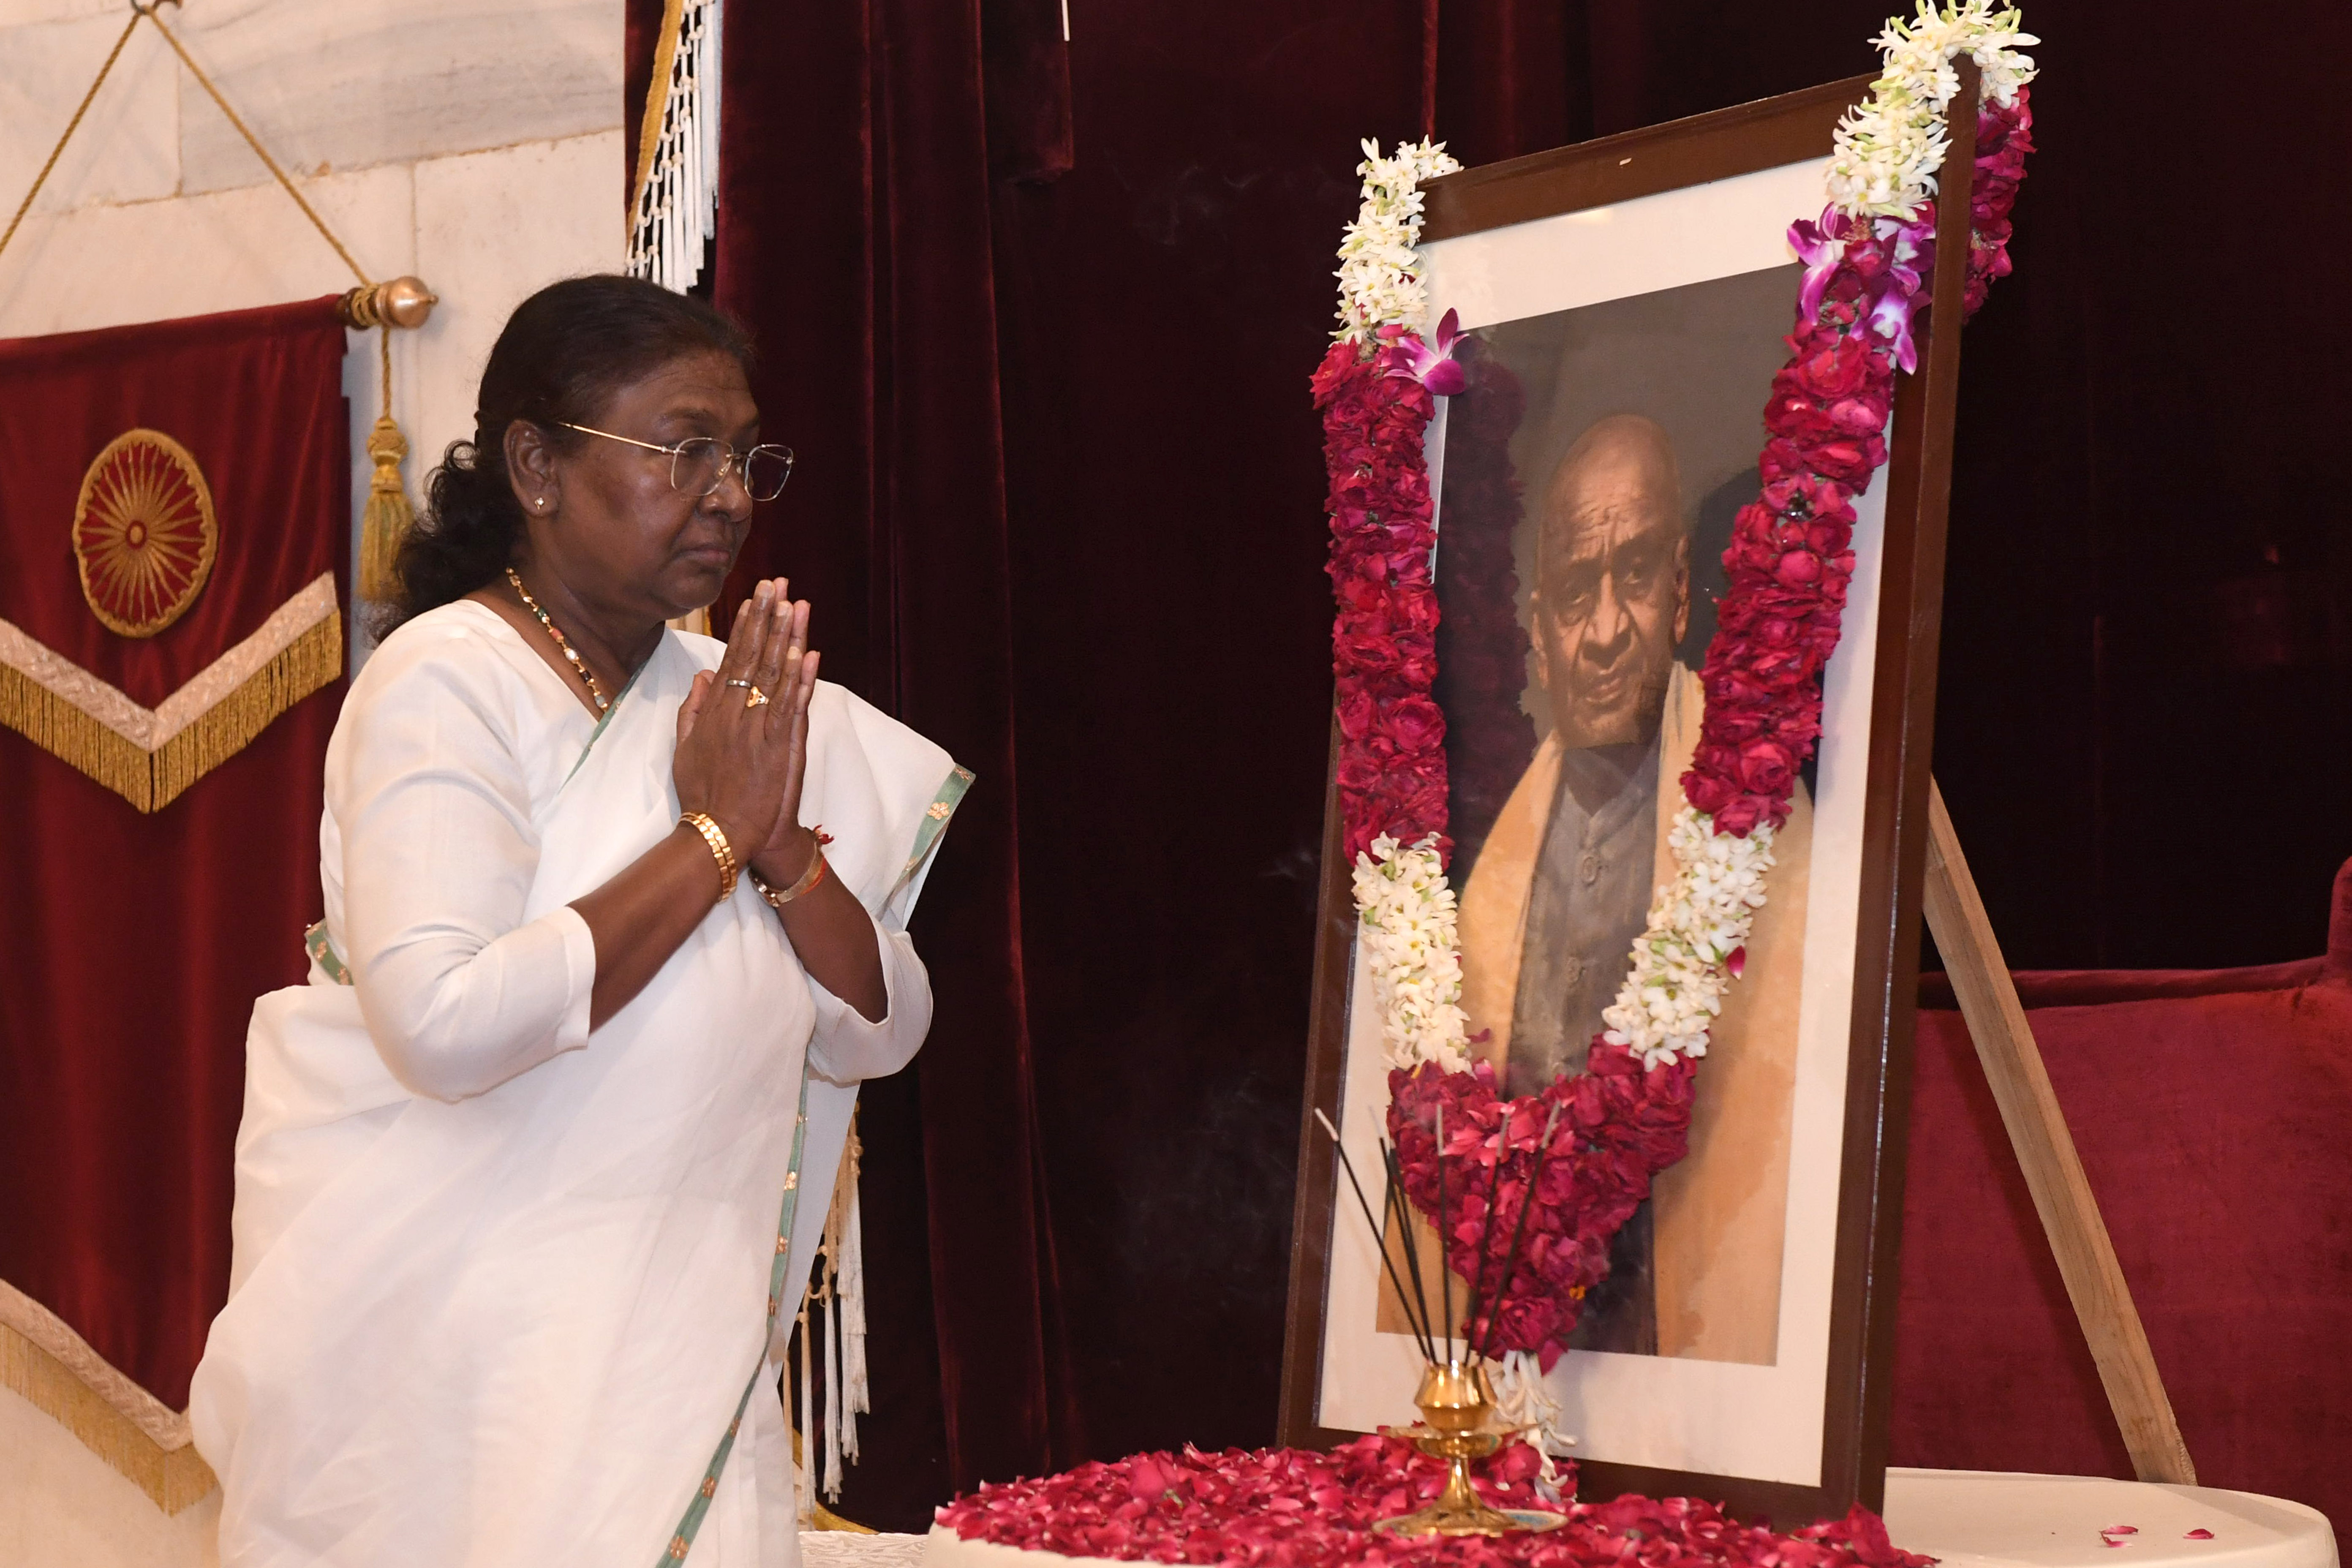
[188,600,969,1568]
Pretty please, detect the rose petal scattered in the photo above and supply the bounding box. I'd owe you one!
[2186,1530,2215,1541]
[939,1437,1934,1568]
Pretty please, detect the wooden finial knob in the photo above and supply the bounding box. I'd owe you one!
[379,276,436,328]
[337,277,438,330]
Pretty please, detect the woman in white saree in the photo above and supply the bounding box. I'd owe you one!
[188,277,964,1567]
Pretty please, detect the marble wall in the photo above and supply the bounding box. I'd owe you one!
[0,3,622,1557]
[0,1386,220,1567]
[0,0,626,658]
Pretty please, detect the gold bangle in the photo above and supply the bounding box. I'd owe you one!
[680,812,739,904]
[751,845,828,908]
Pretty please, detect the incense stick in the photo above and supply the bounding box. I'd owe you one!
[1476,1102,1563,1366]
[1379,1138,1438,1361]
[1435,1105,1452,1362]
[1315,1109,1435,1362]
[1465,1105,1511,1360]
[1378,1151,1438,1362]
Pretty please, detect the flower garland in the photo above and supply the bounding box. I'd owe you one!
[1351,837,1472,1075]
[1314,2,2037,1377]
[936,1433,1934,1568]
[1333,138,1464,346]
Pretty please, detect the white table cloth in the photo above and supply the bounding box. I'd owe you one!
[1884,1470,2334,1568]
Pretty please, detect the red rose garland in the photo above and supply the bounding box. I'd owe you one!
[1314,339,1450,866]
[1686,89,2034,838]
[1318,87,2035,1367]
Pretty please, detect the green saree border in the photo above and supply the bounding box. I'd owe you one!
[563,657,649,788]
[660,1074,813,1563]
[899,765,975,885]
[304,921,350,985]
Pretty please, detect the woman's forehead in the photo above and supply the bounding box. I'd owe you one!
[604,350,757,428]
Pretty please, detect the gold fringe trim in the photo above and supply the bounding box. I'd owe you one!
[0,1283,216,1514]
[787,1424,875,1532]
[0,608,340,813]
[812,1500,877,1533]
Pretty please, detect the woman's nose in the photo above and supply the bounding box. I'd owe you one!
[705,462,755,518]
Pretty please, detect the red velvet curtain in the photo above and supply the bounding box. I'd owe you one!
[0,298,350,1407]
[698,0,2352,1530]
[711,0,1087,1509]
[707,0,1446,1522]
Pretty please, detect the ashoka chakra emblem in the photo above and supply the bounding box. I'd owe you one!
[74,428,218,638]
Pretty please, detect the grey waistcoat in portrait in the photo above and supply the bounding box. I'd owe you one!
[1504,732,1662,1102]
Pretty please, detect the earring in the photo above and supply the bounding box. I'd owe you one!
[535,497,548,510]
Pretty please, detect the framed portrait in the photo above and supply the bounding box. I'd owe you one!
[1279,72,1982,1526]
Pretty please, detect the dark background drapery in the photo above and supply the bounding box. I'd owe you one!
[678,0,2352,1529]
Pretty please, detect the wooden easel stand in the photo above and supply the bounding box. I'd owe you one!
[1922,778,2197,1485]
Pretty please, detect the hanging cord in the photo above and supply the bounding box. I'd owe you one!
[140,0,368,285]
[4,0,438,331]
[0,10,144,265]
[1,0,437,603]
[3,0,367,286]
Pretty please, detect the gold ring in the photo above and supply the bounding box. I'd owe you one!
[744,686,770,708]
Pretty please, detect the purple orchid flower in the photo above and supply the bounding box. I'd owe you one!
[1792,204,1942,374]
[1381,307,1468,396]
[1865,216,1935,373]
[1788,207,1861,325]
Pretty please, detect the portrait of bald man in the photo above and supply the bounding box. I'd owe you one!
[1456,413,1817,1364]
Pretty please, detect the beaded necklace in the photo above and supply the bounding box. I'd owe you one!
[504,567,610,713]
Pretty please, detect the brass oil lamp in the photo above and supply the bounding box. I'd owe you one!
[1375,1358,1565,1537]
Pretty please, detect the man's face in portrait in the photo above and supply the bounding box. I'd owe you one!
[1532,415,1691,749]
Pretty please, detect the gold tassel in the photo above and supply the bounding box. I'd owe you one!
[357,330,414,604]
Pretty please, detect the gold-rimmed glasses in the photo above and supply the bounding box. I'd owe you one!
[556,421,795,502]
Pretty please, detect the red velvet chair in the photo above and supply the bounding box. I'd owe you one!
[1890,861,2352,1528]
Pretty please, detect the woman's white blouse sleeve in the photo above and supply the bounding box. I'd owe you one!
[335,645,596,1102]
[804,907,932,1085]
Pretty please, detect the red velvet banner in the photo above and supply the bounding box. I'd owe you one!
[0,297,350,1408]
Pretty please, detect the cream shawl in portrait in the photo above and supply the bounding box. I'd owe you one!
[1458,662,1812,1365]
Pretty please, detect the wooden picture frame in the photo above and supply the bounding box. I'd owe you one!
[1277,67,1982,1527]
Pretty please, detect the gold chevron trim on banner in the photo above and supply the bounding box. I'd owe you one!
[0,571,340,812]
[0,1279,217,1514]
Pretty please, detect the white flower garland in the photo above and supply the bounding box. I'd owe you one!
[1826,0,2038,217]
[1348,4,2034,1075]
[1488,1348,1575,1469]
[1598,809,1775,1066]
[1352,835,1473,1074]
[1332,138,1461,343]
